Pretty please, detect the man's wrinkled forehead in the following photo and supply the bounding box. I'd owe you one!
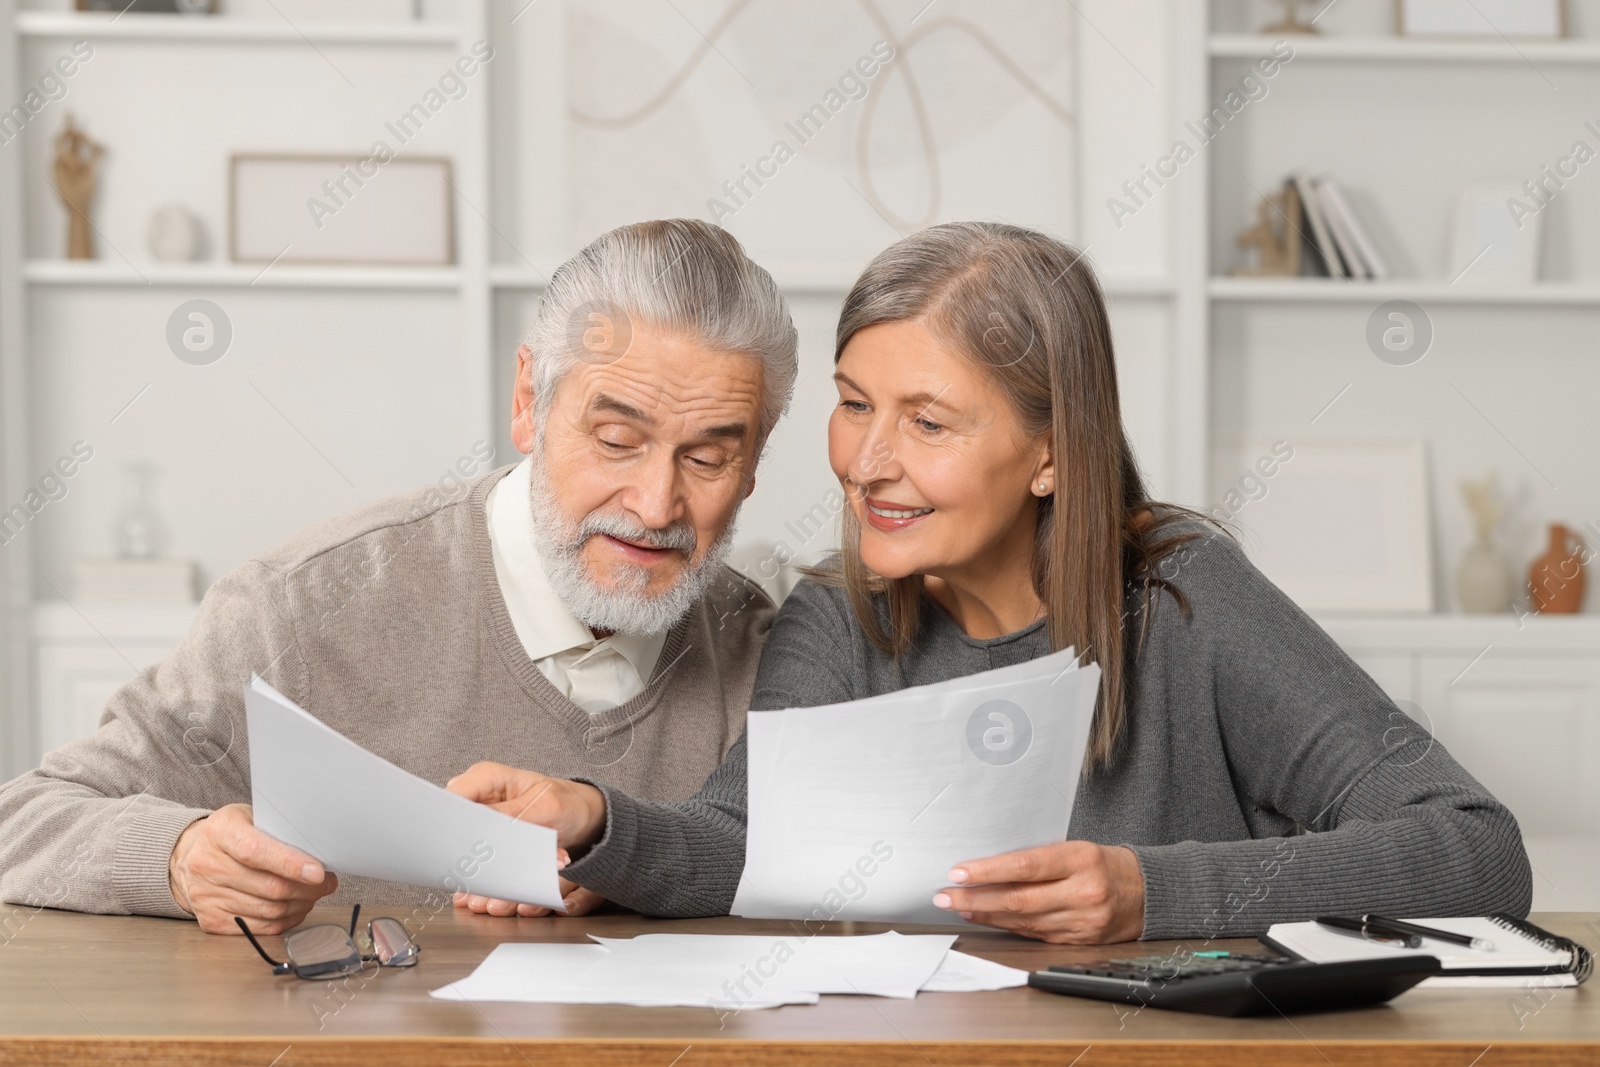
[561,348,764,440]
[587,391,750,446]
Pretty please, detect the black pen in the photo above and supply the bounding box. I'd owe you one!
[1363,914,1495,951]
[1315,915,1422,949]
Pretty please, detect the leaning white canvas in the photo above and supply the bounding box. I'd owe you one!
[1399,0,1563,39]
[231,155,453,265]
[1211,439,1433,614]
[1450,187,1542,285]
[733,647,1098,925]
[244,675,563,908]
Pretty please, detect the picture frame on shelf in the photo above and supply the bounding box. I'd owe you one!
[230,154,455,266]
[75,0,215,12]
[1210,439,1433,614]
[1396,0,1565,39]
[1449,187,1542,285]
[264,0,418,21]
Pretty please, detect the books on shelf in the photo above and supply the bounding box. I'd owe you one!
[1234,172,1390,281]
[1318,177,1390,279]
[1270,172,1390,281]
[1291,171,1346,279]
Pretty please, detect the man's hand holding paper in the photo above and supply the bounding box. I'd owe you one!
[168,802,339,935]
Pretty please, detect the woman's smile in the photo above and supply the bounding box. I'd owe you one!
[864,497,934,530]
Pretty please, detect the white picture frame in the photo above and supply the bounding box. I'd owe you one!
[1396,0,1565,39]
[1449,187,1542,285]
[1209,439,1433,614]
[230,154,454,266]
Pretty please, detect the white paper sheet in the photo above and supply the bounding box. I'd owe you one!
[591,931,956,1000]
[920,949,1029,992]
[429,931,960,1008]
[733,647,1099,924]
[430,942,815,1008]
[244,675,563,908]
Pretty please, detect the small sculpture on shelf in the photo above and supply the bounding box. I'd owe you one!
[1527,522,1587,614]
[1260,0,1322,34]
[1233,183,1302,277]
[1454,472,1513,614]
[52,115,104,261]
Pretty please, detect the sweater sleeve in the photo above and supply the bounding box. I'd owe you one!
[1126,531,1533,940]
[0,560,308,919]
[562,580,858,916]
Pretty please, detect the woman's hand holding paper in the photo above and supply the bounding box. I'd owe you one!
[932,841,1146,944]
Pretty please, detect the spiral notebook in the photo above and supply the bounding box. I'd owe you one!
[1261,915,1594,989]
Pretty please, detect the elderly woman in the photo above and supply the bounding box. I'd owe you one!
[449,221,1530,943]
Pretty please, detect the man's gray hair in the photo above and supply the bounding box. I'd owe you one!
[525,219,798,440]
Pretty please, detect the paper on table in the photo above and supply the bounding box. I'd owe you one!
[430,942,816,1008]
[733,646,1099,924]
[921,950,1029,993]
[591,931,957,1000]
[429,931,959,1008]
[429,943,794,1007]
[244,675,563,908]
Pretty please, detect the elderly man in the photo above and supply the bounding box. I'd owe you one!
[0,219,796,934]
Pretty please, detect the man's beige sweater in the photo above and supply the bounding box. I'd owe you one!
[0,465,773,917]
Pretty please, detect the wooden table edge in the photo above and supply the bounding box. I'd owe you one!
[2,1035,1597,1066]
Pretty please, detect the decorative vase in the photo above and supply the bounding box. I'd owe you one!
[1456,534,1513,614]
[1527,523,1587,614]
[112,463,165,559]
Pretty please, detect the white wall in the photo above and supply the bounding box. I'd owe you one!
[488,0,1182,567]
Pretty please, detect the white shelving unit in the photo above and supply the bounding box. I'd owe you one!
[1201,4,1600,906]
[1210,32,1600,63]
[1200,3,1600,624]
[24,260,465,289]
[1210,277,1600,306]
[0,1,499,777]
[15,9,460,44]
[0,0,28,781]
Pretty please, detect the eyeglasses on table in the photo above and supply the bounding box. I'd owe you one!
[236,904,421,980]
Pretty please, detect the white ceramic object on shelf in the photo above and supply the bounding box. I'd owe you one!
[146,204,202,263]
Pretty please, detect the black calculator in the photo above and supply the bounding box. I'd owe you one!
[1027,951,1440,1016]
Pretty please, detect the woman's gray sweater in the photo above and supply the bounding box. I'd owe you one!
[564,521,1533,939]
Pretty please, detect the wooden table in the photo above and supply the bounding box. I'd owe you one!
[0,906,1595,1066]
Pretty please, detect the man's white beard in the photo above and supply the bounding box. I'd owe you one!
[526,442,738,635]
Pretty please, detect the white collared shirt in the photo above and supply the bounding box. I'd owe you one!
[484,458,666,713]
